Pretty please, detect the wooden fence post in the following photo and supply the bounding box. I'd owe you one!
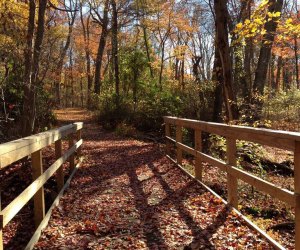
[165,122,171,156]
[226,137,238,209]
[176,125,183,165]
[69,135,75,171]
[55,139,64,191]
[31,150,45,228]
[77,129,82,156]
[295,141,300,250]
[195,129,202,181]
[0,192,3,250]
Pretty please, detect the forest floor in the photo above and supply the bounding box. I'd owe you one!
[30,108,275,249]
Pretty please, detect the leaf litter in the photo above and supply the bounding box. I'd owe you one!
[33,111,273,249]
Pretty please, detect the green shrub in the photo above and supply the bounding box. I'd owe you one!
[115,122,137,137]
[132,89,182,132]
[35,89,57,131]
[263,88,300,122]
[98,93,132,130]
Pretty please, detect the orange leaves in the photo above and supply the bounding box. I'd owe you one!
[273,14,300,58]
[143,0,193,39]
[76,220,99,235]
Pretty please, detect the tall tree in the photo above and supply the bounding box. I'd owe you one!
[214,0,239,121]
[111,0,120,106]
[22,0,47,136]
[80,3,93,107]
[91,0,109,95]
[253,0,284,95]
[54,0,78,107]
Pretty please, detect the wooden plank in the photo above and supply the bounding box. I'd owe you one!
[226,138,238,208]
[163,116,176,125]
[25,157,84,250]
[69,135,75,171]
[0,124,73,155]
[195,129,202,180]
[76,129,82,156]
[166,136,176,143]
[0,122,84,169]
[0,139,82,227]
[0,194,3,250]
[199,152,227,172]
[163,116,296,151]
[165,123,171,156]
[55,140,64,191]
[176,125,183,165]
[73,122,84,130]
[229,165,295,206]
[199,151,295,206]
[295,141,300,250]
[31,150,45,229]
[176,142,195,156]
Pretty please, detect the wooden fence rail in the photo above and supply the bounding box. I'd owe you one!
[0,122,83,250]
[164,116,300,250]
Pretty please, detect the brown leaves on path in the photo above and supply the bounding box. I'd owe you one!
[34,109,273,249]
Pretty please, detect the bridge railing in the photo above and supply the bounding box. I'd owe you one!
[164,116,300,250]
[0,122,83,250]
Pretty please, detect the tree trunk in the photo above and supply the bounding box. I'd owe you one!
[180,58,185,90]
[244,38,253,99]
[276,56,282,91]
[69,48,74,107]
[214,0,239,121]
[192,56,201,83]
[54,6,77,107]
[270,55,276,90]
[80,78,84,107]
[158,43,165,90]
[111,0,120,107]
[283,60,290,90]
[295,37,299,89]
[22,0,47,136]
[212,46,224,123]
[253,0,283,95]
[142,26,154,78]
[94,0,109,95]
[80,4,92,108]
[22,0,35,136]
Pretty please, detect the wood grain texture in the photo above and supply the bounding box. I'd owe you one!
[69,135,75,171]
[226,137,238,208]
[165,123,171,156]
[0,139,82,227]
[32,150,45,229]
[0,122,83,169]
[194,129,202,181]
[164,116,299,151]
[176,125,183,165]
[294,141,300,250]
[55,139,64,191]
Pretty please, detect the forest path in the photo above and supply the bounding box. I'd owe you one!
[34,108,272,249]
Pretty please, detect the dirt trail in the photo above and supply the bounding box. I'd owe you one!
[34,108,273,249]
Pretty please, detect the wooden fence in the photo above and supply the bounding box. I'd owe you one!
[0,122,83,250]
[164,116,300,250]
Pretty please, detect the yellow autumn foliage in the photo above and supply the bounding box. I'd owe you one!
[233,0,282,45]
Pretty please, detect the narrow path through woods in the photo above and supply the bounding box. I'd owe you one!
[34,109,273,249]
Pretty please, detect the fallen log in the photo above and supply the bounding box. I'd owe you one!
[242,154,293,176]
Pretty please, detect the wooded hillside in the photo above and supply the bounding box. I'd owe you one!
[0,1,300,248]
[0,0,299,137]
